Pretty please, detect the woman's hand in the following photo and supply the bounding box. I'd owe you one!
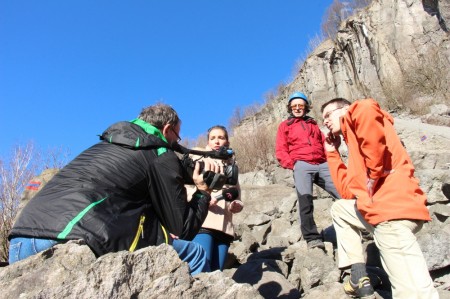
[229,200,243,213]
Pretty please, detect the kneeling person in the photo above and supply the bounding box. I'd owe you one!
[9,103,220,275]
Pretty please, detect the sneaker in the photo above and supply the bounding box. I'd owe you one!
[307,239,325,250]
[343,276,375,299]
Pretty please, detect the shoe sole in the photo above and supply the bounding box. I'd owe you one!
[345,293,376,299]
[308,246,325,250]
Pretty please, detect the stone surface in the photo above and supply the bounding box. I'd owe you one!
[0,242,262,299]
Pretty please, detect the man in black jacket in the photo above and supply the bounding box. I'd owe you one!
[9,103,218,275]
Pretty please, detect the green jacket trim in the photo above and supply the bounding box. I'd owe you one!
[57,197,108,239]
[130,118,168,155]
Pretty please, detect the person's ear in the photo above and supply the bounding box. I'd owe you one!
[162,123,171,139]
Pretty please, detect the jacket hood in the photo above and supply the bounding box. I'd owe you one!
[99,121,169,150]
[341,99,395,141]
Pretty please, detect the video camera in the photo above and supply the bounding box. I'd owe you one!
[171,143,239,190]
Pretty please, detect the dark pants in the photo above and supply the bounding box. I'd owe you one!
[293,161,340,242]
[192,232,230,271]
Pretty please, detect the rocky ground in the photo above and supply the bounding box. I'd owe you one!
[1,115,449,298]
[226,114,450,298]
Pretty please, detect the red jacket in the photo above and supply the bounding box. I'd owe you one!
[275,116,327,170]
[326,99,431,225]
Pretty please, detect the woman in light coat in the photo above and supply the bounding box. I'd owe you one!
[187,125,243,271]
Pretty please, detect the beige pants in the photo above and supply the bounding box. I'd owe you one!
[331,199,439,299]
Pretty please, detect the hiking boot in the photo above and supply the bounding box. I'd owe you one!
[361,229,373,241]
[343,276,376,299]
[307,239,325,250]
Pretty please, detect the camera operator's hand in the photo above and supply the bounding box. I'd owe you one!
[209,197,219,207]
[204,157,224,174]
[193,160,221,192]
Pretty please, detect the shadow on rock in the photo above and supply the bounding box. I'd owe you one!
[232,257,301,299]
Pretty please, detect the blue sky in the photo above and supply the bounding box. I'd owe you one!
[1,1,333,160]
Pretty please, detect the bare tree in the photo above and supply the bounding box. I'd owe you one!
[351,0,372,9]
[229,101,265,131]
[180,134,207,149]
[243,102,263,119]
[0,142,37,262]
[322,0,372,39]
[0,142,69,262]
[322,0,347,39]
[40,146,70,170]
[228,107,243,130]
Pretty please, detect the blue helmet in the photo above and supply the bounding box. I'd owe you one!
[288,92,310,106]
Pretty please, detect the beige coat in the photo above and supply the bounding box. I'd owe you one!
[186,148,243,238]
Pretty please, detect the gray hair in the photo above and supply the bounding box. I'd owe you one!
[138,103,180,129]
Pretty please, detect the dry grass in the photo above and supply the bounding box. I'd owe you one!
[403,50,450,111]
[383,49,450,115]
[230,123,278,173]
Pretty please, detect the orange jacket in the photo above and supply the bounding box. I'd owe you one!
[326,99,431,225]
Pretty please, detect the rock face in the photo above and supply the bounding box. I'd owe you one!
[236,0,450,134]
[1,0,450,298]
[0,241,262,299]
[228,0,450,298]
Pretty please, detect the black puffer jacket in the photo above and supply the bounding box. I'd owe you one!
[10,121,211,256]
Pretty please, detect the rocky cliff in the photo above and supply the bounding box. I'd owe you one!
[235,0,449,133]
[1,0,449,298]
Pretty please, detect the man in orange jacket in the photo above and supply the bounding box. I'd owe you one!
[321,98,438,299]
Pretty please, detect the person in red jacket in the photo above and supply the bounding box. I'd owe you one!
[321,98,438,299]
[275,91,340,250]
